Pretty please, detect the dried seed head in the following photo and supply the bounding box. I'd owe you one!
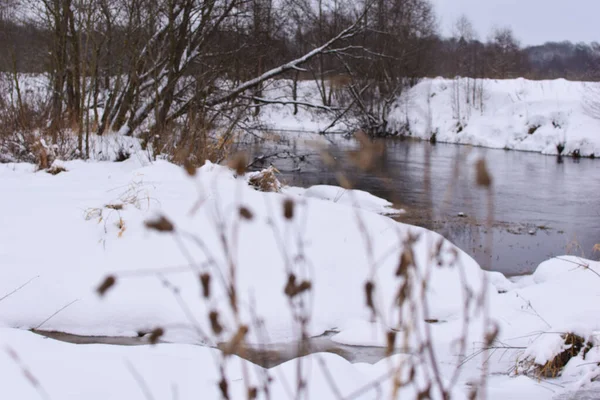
[148,327,164,344]
[365,280,375,310]
[209,310,223,335]
[200,273,211,298]
[97,275,116,297]
[475,158,492,187]
[145,215,175,233]
[283,198,294,220]
[248,387,258,399]
[386,330,396,356]
[284,274,297,297]
[183,159,196,176]
[468,387,478,400]
[219,378,230,400]
[296,280,312,295]
[417,385,431,400]
[485,323,499,346]
[228,152,248,176]
[239,206,253,220]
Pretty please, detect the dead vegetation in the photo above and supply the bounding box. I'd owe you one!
[83,138,499,400]
[247,166,282,192]
[517,333,592,379]
[46,164,67,175]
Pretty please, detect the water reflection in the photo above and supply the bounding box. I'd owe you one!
[246,134,599,276]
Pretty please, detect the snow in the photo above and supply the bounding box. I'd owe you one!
[253,78,350,133]
[283,184,404,215]
[388,77,600,157]
[1,155,600,398]
[0,328,472,400]
[0,156,489,342]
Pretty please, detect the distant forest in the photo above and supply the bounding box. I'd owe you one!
[1,9,598,81]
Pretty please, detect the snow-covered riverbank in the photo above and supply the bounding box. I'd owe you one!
[389,77,600,157]
[255,77,600,158]
[1,156,599,399]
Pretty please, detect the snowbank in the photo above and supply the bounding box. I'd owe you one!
[283,184,404,215]
[0,156,490,343]
[389,77,600,157]
[0,328,475,400]
[1,156,599,398]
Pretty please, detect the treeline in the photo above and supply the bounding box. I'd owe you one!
[2,6,598,80]
[0,0,599,161]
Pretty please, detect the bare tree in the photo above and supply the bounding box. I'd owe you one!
[487,26,524,79]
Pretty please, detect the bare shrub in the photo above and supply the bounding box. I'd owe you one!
[517,333,591,379]
[247,166,282,192]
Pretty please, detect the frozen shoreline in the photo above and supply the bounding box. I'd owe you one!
[1,155,599,399]
[256,77,600,158]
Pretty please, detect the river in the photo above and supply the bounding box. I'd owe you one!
[248,134,599,276]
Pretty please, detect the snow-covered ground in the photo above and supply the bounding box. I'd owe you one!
[1,155,599,398]
[388,77,600,157]
[245,76,600,158]
[5,75,600,158]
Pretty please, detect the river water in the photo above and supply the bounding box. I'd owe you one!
[248,134,599,276]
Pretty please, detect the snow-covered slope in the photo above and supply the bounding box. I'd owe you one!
[1,156,599,399]
[389,77,600,157]
[0,156,490,342]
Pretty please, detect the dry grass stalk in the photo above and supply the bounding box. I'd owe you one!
[536,334,587,378]
[518,333,590,379]
[347,130,385,171]
[228,152,248,176]
[475,158,492,187]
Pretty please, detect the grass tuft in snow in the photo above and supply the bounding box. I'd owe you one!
[518,333,591,379]
[247,166,282,192]
[46,164,67,175]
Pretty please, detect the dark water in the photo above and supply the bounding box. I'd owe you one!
[248,135,599,276]
[33,329,397,368]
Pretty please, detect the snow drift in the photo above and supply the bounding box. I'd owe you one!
[388,77,600,157]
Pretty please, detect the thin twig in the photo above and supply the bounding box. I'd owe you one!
[126,360,157,400]
[0,276,39,303]
[35,299,80,330]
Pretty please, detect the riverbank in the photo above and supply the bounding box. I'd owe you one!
[1,155,599,399]
[5,75,600,159]
[390,77,600,158]
[256,77,600,158]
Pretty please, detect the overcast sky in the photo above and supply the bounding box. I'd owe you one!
[431,0,598,46]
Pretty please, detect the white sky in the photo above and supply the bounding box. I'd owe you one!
[431,0,599,46]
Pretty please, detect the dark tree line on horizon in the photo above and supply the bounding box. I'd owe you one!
[1,2,598,81]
